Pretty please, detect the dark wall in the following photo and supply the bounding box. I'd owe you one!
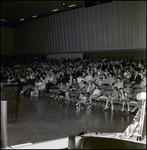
[1,27,14,55]
[13,1,146,55]
[83,49,146,60]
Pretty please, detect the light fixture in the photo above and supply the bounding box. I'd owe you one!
[62,2,66,6]
[32,15,37,18]
[69,4,76,7]
[1,19,6,21]
[20,18,25,21]
[52,9,59,12]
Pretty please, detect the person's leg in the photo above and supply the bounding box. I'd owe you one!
[65,91,70,101]
[46,83,50,93]
[131,101,141,112]
[22,84,34,93]
[104,98,109,109]
[121,100,125,111]
[88,95,92,105]
[127,101,130,112]
[110,99,114,111]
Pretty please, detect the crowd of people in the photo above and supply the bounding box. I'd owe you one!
[1,55,146,112]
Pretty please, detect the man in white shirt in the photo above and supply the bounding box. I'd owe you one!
[83,71,93,83]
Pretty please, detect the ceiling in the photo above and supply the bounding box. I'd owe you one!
[1,1,84,27]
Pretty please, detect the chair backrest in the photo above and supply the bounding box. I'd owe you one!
[133,83,141,90]
[127,93,133,99]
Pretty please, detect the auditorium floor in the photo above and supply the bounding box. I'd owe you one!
[7,94,146,147]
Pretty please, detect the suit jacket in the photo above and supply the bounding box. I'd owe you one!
[130,74,141,84]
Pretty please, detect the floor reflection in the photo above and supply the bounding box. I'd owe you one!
[7,95,138,146]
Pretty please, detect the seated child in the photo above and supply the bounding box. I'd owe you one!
[31,86,39,97]
[104,87,120,111]
[89,84,102,102]
[119,88,131,112]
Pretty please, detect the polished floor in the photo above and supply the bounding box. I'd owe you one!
[7,93,145,147]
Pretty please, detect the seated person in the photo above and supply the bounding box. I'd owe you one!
[112,77,124,90]
[140,74,146,90]
[88,83,101,102]
[76,80,95,105]
[130,68,141,85]
[35,77,46,95]
[46,72,57,93]
[106,72,116,86]
[31,86,39,97]
[104,87,120,112]
[119,87,132,112]
[66,78,80,102]
[123,68,132,81]
[20,75,35,95]
[83,71,93,83]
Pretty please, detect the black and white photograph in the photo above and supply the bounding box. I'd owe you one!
[1,1,146,149]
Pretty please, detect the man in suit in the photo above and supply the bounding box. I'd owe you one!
[130,69,141,85]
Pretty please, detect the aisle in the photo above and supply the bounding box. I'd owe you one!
[7,94,137,146]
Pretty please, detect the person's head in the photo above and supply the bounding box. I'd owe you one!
[66,82,69,86]
[99,76,102,81]
[73,78,77,83]
[105,67,109,72]
[108,73,113,78]
[88,80,92,85]
[126,68,130,72]
[140,69,144,74]
[117,77,122,83]
[102,74,107,79]
[69,74,73,79]
[93,73,97,77]
[90,69,94,75]
[87,71,91,75]
[81,80,84,84]
[135,69,139,75]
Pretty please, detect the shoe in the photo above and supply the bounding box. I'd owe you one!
[121,108,124,112]
[104,107,108,110]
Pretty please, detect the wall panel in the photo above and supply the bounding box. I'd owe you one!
[70,10,76,51]
[81,9,87,51]
[113,1,121,49]
[119,1,126,49]
[124,1,133,49]
[103,4,110,50]
[131,1,139,49]
[13,1,146,55]
[108,2,115,49]
[94,6,100,50]
[97,5,104,50]
[138,1,146,48]
[1,27,14,55]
